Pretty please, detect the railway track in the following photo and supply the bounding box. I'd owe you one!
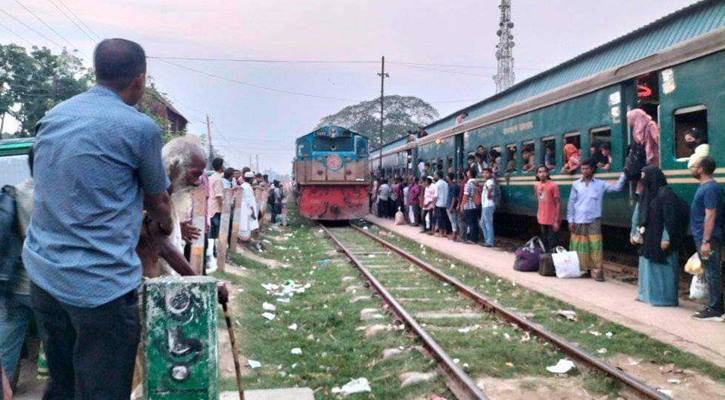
[321,224,675,400]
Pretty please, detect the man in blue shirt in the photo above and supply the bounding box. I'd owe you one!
[567,158,626,281]
[23,39,172,400]
[689,156,724,321]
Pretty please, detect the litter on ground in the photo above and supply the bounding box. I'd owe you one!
[547,359,576,374]
[557,309,578,321]
[291,348,302,355]
[331,378,372,396]
[261,312,276,321]
[263,302,277,311]
[247,360,261,369]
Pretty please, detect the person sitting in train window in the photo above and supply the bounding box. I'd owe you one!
[476,145,487,161]
[627,108,660,167]
[406,130,417,142]
[416,127,428,138]
[544,146,556,170]
[522,147,535,173]
[475,153,487,174]
[489,149,501,175]
[505,148,517,173]
[456,112,469,125]
[589,141,607,170]
[423,162,431,177]
[467,154,476,170]
[685,127,709,168]
[437,161,444,173]
[598,142,612,171]
[561,143,581,175]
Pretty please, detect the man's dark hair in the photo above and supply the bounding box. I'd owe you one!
[94,39,147,90]
[699,156,716,175]
[425,177,433,185]
[482,167,493,173]
[447,172,455,181]
[263,174,268,180]
[435,171,444,179]
[468,167,478,178]
[211,157,224,171]
[476,153,484,161]
[223,167,235,180]
[580,157,597,171]
[467,154,475,161]
[535,165,549,181]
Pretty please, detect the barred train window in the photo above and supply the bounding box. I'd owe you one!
[541,137,556,169]
[505,144,518,173]
[522,140,535,173]
[674,105,707,159]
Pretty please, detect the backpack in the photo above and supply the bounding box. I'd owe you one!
[624,143,646,181]
[267,190,276,206]
[0,185,22,293]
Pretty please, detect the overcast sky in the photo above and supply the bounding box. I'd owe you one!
[0,0,698,173]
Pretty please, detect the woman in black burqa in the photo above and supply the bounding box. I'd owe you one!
[630,166,688,306]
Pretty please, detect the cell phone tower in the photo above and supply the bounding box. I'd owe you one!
[493,0,515,93]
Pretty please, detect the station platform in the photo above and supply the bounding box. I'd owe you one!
[366,215,725,368]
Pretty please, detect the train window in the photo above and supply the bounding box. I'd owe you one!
[522,140,535,173]
[674,105,707,160]
[355,136,368,157]
[562,132,581,174]
[505,144,518,173]
[589,127,612,171]
[490,146,502,175]
[541,137,556,170]
[447,156,454,173]
[314,136,353,152]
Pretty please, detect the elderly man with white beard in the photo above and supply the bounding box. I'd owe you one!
[132,136,228,399]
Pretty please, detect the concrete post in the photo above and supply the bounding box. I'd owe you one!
[190,186,207,274]
[216,189,233,271]
[143,276,219,400]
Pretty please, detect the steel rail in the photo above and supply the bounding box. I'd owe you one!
[352,225,676,400]
[320,225,490,400]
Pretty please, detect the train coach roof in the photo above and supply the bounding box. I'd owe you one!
[424,0,725,136]
[296,126,366,143]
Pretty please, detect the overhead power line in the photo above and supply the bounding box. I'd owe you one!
[11,0,87,57]
[46,0,97,42]
[153,57,363,102]
[0,8,64,49]
[0,20,33,47]
[390,62,493,78]
[51,0,100,40]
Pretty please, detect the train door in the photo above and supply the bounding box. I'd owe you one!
[455,133,465,174]
[635,72,659,122]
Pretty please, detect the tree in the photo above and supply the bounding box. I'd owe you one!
[0,44,92,137]
[316,95,439,145]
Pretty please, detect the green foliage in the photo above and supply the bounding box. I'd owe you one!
[316,95,439,145]
[0,44,92,137]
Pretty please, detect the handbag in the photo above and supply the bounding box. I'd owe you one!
[514,237,545,272]
[551,246,582,278]
[684,252,703,275]
[539,253,556,277]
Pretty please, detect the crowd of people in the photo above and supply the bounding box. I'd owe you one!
[0,39,288,400]
[373,107,722,323]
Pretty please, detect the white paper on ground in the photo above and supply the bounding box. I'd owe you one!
[291,348,302,355]
[546,359,576,374]
[288,323,298,331]
[331,377,372,396]
[247,360,261,369]
[263,302,277,311]
[262,312,276,321]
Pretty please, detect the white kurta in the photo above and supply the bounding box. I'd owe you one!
[239,182,259,239]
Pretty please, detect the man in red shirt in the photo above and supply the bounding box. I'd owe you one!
[534,165,561,251]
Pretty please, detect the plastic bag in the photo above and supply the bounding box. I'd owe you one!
[689,273,708,300]
[395,211,405,225]
[551,246,581,278]
[684,252,703,275]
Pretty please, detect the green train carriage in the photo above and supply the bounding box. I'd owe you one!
[371,0,725,229]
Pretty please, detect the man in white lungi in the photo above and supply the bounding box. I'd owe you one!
[239,171,259,241]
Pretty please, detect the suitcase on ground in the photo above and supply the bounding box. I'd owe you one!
[514,237,545,272]
[539,253,556,276]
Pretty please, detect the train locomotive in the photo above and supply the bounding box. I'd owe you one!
[371,0,725,229]
[293,126,370,220]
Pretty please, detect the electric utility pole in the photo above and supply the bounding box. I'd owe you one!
[377,56,389,172]
[206,114,213,169]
